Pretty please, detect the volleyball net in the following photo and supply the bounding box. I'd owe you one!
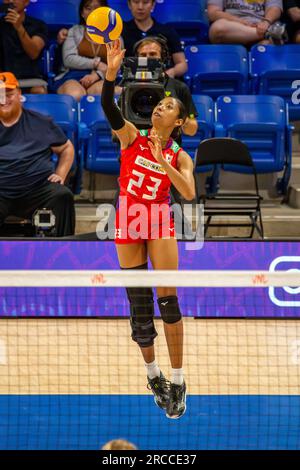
[0,269,300,450]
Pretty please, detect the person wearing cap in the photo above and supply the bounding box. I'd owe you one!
[0,72,75,236]
[0,0,48,93]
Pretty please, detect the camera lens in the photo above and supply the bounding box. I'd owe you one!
[131,89,161,118]
[39,213,51,224]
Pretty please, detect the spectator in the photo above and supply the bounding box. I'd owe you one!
[283,0,300,42]
[122,0,187,78]
[0,0,48,93]
[134,37,198,138]
[0,72,75,237]
[53,0,108,101]
[57,28,69,46]
[101,439,138,450]
[208,0,283,46]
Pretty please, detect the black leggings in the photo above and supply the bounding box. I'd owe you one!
[0,182,75,237]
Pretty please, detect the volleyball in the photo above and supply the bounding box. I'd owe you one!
[86,7,123,45]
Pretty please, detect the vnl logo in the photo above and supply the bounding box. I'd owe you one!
[291,80,300,105]
[269,256,300,307]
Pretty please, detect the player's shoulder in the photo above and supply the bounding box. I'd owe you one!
[177,148,193,167]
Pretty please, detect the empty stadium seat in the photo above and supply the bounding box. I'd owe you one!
[215,95,293,194]
[153,0,209,45]
[250,44,300,121]
[79,95,120,174]
[26,0,78,31]
[182,95,217,193]
[182,95,213,161]
[185,45,249,98]
[22,94,81,193]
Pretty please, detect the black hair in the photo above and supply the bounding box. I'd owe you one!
[171,98,188,140]
[79,0,108,25]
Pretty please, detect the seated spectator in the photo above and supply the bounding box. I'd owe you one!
[54,0,108,101]
[0,72,75,237]
[134,37,198,138]
[0,0,48,93]
[283,0,300,42]
[208,0,283,46]
[122,0,187,78]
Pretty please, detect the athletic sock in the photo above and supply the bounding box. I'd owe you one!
[145,360,161,379]
[171,368,184,385]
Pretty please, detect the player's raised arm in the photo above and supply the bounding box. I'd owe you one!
[101,39,137,149]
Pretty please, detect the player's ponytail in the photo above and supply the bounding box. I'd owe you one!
[171,98,188,140]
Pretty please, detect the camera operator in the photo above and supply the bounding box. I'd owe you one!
[118,37,198,143]
[133,37,198,138]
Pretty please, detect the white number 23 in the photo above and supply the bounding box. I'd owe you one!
[127,170,161,200]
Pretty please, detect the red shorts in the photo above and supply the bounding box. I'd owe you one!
[115,195,175,244]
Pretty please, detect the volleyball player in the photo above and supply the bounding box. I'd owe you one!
[101,40,195,419]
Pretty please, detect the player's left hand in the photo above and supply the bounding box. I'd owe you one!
[5,8,23,31]
[148,130,164,163]
[48,173,64,184]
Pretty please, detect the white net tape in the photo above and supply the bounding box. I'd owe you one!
[0,269,299,287]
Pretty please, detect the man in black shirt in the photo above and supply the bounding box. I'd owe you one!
[0,0,48,93]
[135,37,198,137]
[123,0,187,78]
[283,0,300,42]
[0,72,75,236]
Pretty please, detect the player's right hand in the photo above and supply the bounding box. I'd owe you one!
[106,39,126,74]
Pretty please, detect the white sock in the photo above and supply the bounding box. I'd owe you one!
[171,368,184,385]
[145,360,161,379]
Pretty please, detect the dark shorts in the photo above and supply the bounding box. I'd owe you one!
[286,20,300,42]
[52,70,91,92]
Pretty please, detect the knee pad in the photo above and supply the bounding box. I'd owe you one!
[158,295,182,324]
[122,263,157,348]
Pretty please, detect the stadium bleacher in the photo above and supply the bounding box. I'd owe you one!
[250,44,300,121]
[1,0,298,229]
[184,44,249,98]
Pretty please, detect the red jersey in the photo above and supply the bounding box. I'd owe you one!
[118,129,182,204]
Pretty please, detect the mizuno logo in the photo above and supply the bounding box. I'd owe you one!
[139,145,148,151]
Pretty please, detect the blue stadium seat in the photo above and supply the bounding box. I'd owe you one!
[79,95,120,174]
[22,94,81,193]
[38,47,49,80]
[26,0,78,31]
[182,95,214,162]
[185,45,249,99]
[215,95,293,194]
[109,0,132,21]
[153,0,209,45]
[182,95,217,193]
[249,44,300,121]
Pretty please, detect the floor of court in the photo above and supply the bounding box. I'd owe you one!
[1,318,300,450]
